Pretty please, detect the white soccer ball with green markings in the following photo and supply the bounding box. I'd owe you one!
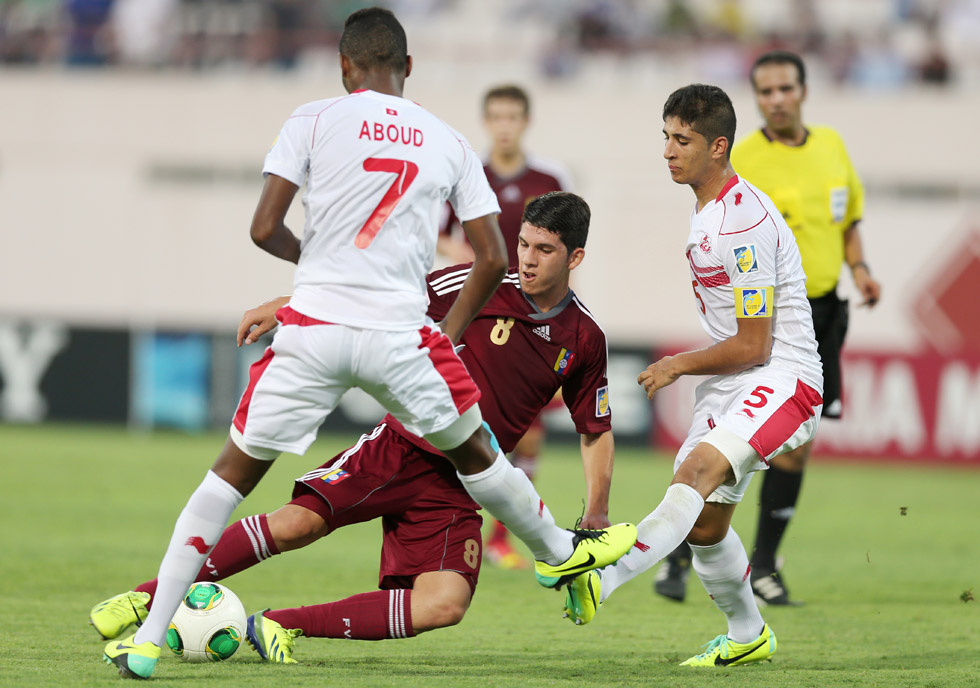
[166,583,247,662]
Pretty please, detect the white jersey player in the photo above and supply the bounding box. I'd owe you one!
[561,84,823,669]
[684,174,823,498]
[102,9,636,680]
[265,90,499,331]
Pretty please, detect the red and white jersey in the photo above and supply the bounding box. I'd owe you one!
[263,89,500,330]
[686,176,822,391]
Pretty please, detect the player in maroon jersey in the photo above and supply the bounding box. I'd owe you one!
[439,85,574,569]
[438,85,572,268]
[89,192,617,662]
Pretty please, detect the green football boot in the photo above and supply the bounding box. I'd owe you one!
[246,609,301,664]
[562,569,601,625]
[534,523,636,589]
[680,624,777,667]
[90,591,151,640]
[103,634,160,680]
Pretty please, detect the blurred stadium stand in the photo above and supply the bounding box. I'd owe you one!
[0,0,975,87]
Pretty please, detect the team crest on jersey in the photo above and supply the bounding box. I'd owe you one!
[554,348,575,375]
[595,386,610,418]
[733,245,758,273]
[699,234,711,253]
[734,287,774,318]
[320,468,351,484]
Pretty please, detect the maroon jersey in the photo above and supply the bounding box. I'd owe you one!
[442,157,570,266]
[386,264,611,454]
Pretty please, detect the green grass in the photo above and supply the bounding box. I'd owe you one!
[1,424,978,687]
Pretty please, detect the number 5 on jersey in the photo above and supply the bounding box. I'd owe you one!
[355,158,419,249]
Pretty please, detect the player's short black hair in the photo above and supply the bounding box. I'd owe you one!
[662,84,737,159]
[483,85,530,117]
[751,50,806,88]
[522,191,590,253]
[339,7,407,72]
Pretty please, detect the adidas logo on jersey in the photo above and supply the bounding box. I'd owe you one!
[532,325,551,341]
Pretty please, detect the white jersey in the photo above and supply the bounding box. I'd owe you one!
[263,89,500,330]
[686,176,823,391]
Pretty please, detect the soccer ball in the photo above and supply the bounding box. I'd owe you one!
[166,582,247,662]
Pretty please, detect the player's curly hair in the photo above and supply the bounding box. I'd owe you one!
[662,84,737,159]
[340,7,407,71]
[522,192,590,253]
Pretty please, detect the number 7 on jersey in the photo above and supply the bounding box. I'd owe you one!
[355,157,419,249]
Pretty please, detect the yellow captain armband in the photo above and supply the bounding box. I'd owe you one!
[734,286,774,318]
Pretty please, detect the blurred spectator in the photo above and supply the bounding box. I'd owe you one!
[112,0,178,68]
[918,34,952,83]
[847,28,909,88]
[64,0,115,66]
[0,0,60,64]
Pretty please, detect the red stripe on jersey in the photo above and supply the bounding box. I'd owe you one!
[233,347,276,434]
[276,306,334,327]
[748,380,823,461]
[696,272,731,288]
[418,326,481,415]
[689,261,726,275]
[715,175,740,202]
[719,210,770,236]
[686,250,730,287]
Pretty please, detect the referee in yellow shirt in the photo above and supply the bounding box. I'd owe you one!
[654,50,881,606]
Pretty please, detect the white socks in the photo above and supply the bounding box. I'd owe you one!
[133,470,244,646]
[599,483,704,602]
[691,527,765,644]
[456,452,572,563]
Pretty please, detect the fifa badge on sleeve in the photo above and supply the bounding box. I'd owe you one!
[734,287,774,318]
[733,245,758,274]
[595,386,610,417]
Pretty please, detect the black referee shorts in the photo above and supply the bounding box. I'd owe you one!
[808,290,849,418]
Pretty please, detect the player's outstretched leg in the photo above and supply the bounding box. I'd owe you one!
[438,418,637,583]
[246,610,302,664]
[103,634,161,680]
[679,624,776,667]
[533,524,637,589]
[562,569,601,625]
[90,592,151,640]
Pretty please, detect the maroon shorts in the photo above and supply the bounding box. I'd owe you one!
[290,423,484,593]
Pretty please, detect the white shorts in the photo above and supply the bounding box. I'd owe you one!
[672,367,823,504]
[231,306,481,457]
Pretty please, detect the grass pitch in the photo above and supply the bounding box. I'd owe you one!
[1,423,978,687]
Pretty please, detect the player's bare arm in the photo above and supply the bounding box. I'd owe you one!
[439,214,507,343]
[578,430,613,529]
[237,295,291,346]
[250,173,302,264]
[639,317,772,399]
[843,222,881,307]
